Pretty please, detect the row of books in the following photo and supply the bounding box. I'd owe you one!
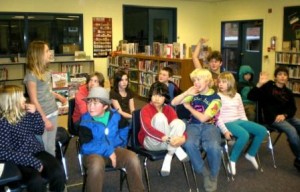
[139,84,150,98]
[286,66,300,79]
[282,40,300,52]
[61,64,85,75]
[276,52,300,64]
[287,81,300,94]
[151,42,186,59]
[0,68,8,81]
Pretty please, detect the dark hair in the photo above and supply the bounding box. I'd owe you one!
[88,72,105,87]
[207,51,222,62]
[148,82,170,104]
[274,66,289,77]
[161,66,173,77]
[113,70,129,92]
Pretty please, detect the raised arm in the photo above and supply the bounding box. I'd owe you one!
[192,38,208,69]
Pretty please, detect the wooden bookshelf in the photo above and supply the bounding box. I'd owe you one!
[275,51,300,94]
[108,53,194,98]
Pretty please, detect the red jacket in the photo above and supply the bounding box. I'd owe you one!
[138,103,186,147]
[72,84,88,123]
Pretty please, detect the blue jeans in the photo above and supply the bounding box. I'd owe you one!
[225,120,267,162]
[272,117,300,158]
[183,123,221,178]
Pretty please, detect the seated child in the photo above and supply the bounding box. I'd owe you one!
[217,72,267,175]
[79,87,144,192]
[138,81,188,176]
[157,66,182,102]
[110,70,135,123]
[0,85,65,192]
[171,68,222,192]
[237,65,256,121]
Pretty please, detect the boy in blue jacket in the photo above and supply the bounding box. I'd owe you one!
[79,87,144,192]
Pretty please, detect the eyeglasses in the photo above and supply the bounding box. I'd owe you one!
[86,99,101,106]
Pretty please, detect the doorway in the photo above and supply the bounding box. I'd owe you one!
[221,20,263,83]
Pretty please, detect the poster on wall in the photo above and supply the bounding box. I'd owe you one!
[283,6,300,51]
[93,17,112,58]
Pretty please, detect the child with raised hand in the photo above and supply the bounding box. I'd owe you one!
[110,70,135,123]
[237,65,256,121]
[138,81,188,176]
[216,72,267,175]
[0,85,65,192]
[171,68,222,192]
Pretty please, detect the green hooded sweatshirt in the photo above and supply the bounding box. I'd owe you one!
[237,65,256,104]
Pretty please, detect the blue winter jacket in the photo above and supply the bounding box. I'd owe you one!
[79,109,130,157]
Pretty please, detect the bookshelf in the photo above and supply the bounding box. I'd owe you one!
[275,51,300,94]
[108,53,193,98]
[0,59,94,91]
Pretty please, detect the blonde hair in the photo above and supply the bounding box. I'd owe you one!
[190,68,214,88]
[0,85,26,124]
[26,41,49,81]
[218,71,237,98]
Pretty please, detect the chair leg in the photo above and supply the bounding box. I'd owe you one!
[267,131,277,168]
[58,141,68,180]
[190,162,199,192]
[272,132,282,146]
[76,138,85,175]
[119,168,127,191]
[223,141,234,181]
[181,162,192,192]
[256,152,263,172]
[143,157,150,192]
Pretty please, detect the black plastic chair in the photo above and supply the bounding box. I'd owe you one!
[131,109,192,192]
[255,101,280,169]
[0,162,22,191]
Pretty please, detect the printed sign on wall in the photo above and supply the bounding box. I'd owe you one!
[93,17,112,58]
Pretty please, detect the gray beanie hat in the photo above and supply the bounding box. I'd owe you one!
[84,87,111,105]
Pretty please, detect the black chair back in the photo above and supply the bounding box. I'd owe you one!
[68,98,78,136]
[131,109,142,151]
[176,104,191,120]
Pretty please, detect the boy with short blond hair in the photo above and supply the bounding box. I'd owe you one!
[172,68,222,192]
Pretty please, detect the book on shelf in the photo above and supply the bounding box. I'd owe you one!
[145,45,151,55]
[69,77,87,99]
[164,44,173,58]
[153,42,161,56]
[49,50,55,62]
[74,51,86,61]
[173,43,186,59]
[282,41,291,51]
[52,72,68,89]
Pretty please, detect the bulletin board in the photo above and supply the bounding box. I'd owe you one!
[93,17,112,58]
[283,6,300,41]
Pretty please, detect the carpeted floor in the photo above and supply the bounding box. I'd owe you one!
[63,98,300,192]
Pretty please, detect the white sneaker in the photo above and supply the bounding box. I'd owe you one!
[160,153,173,176]
[227,161,236,175]
[245,153,259,170]
[175,147,189,162]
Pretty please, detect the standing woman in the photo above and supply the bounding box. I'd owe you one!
[110,70,135,122]
[24,40,66,156]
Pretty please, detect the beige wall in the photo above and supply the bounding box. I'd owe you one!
[2,0,300,77]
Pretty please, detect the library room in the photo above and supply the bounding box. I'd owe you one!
[1,0,300,192]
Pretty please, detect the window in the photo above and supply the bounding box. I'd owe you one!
[123,6,177,52]
[0,12,83,57]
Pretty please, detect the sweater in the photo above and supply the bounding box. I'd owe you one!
[138,103,185,146]
[248,80,296,124]
[216,93,248,134]
[0,111,44,170]
[73,84,89,123]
